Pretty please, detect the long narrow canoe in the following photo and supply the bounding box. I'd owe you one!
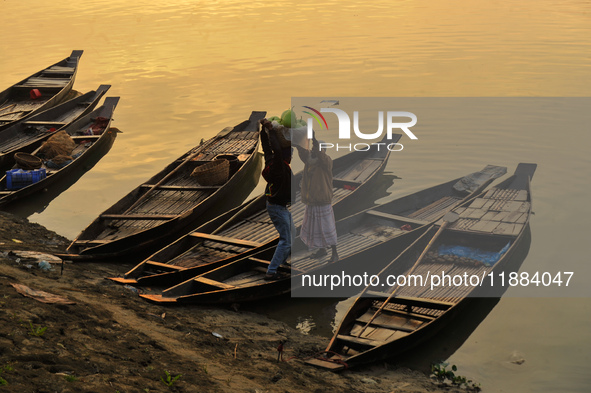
[140,165,507,304]
[307,163,536,371]
[111,134,400,288]
[0,50,83,131]
[0,85,111,169]
[62,111,266,261]
[0,97,120,208]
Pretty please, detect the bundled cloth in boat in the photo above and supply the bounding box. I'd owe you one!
[84,116,109,135]
[45,154,74,169]
[438,242,511,266]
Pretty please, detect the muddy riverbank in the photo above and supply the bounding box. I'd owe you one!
[0,211,464,392]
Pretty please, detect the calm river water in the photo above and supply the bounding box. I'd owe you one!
[1,1,590,392]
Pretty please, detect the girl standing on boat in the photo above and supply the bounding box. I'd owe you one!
[296,137,339,263]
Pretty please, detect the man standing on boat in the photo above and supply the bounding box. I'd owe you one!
[260,119,293,280]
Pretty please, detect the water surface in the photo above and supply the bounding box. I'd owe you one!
[1,1,590,391]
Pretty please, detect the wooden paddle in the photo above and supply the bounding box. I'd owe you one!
[355,211,460,337]
[0,110,29,118]
[0,103,16,113]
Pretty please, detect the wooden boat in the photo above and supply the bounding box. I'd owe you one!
[0,97,120,208]
[306,163,536,371]
[139,165,507,304]
[0,85,111,169]
[111,134,400,288]
[62,111,266,261]
[0,50,83,131]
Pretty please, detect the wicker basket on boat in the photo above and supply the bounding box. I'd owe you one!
[14,152,43,170]
[190,159,230,186]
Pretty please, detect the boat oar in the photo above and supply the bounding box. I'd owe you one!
[355,211,460,338]
[0,103,16,113]
[0,110,29,118]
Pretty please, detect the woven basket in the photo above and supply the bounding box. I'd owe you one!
[14,152,42,170]
[190,159,230,186]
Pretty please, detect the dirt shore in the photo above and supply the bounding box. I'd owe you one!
[0,211,461,393]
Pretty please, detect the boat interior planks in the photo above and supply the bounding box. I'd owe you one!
[0,50,83,131]
[135,165,509,305]
[0,85,111,169]
[0,97,120,207]
[96,139,259,238]
[289,165,508,273]
[64,111,265,261]
[112,135,399,286]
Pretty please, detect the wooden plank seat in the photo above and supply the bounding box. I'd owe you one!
[71,135,100,140]
[371,306,436,321]
[141,294,177,303]
[20,77,71,86]
[336,334,386,348]
[139,184,221,191]
[365,291,454,311]
[42,67,76,74]
[355,314,418,332]
[22,121,67,126]
[18,83,70,88]
[194,276,236,290]
[305,358,346,370]
[109,277,138,284]
[189,233,262,248]
[366,210,430,226]
[143,260,184,271]
[73,239,111,246]
[99,213,178,221]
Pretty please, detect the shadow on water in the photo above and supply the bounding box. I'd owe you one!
[370,172,401,206]
[335,172,400,218]
[0,130,119,218]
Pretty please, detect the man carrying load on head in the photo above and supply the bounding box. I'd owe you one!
[260,119,294,281]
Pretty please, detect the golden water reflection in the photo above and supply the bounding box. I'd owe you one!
[1,1,590,392]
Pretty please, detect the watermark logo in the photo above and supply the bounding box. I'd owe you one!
[302,106,328,130]
[300,106,417,151]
